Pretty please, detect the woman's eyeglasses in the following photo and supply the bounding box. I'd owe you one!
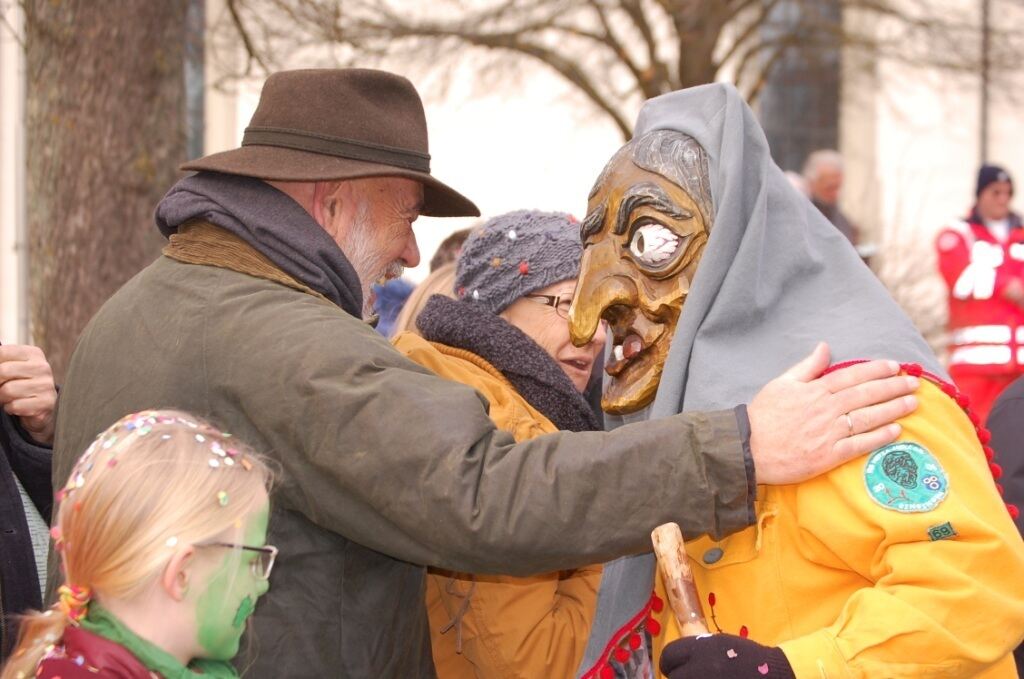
[197,542,279,580]
[524,294,573,320]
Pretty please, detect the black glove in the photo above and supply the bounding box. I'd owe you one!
[659,633,796,679]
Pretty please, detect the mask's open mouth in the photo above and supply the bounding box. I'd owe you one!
[606,331,646,377]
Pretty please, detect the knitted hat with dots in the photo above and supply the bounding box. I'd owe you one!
[455,210,582,315]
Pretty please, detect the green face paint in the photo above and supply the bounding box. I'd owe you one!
[195,501,270,661]
[232,596,255,628]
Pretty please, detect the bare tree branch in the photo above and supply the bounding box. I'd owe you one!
[226,0,270,76]
[0,0,25,48]
[716,0,786,70]
[215,0,1024,143]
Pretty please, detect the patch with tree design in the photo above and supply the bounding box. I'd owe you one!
[864,442,948,513]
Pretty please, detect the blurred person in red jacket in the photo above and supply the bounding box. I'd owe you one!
[936,164,1024,421]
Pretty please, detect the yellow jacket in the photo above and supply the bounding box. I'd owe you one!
[393,332,602,679]
[653,375,1024,678]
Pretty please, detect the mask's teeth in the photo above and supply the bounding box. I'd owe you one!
[613,345,625,361]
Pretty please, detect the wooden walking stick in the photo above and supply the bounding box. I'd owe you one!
[651,522,710,636]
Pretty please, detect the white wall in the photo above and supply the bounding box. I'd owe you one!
[0,1,27,344]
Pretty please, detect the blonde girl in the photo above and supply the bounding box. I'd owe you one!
[1,410,274,679]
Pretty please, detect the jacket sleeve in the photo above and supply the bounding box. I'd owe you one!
[429,566,602,679]
[935,227,970,290]
[778,381,1024,677]
[214,293,754,576]
[987,384,1024,536]
[1,410,54,521]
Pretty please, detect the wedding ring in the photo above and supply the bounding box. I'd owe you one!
[845,413,855,436]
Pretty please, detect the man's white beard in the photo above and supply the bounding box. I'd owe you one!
[340,205,406,319]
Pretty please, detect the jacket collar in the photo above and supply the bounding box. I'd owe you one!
[60,626,154,678]
[967,208,1023,230]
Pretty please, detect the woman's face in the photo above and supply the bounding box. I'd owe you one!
[190,494,271,661]
[500,278,607,392]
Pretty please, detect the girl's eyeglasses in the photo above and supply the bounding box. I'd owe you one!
[197,543,279,580]
[524,293,573,320]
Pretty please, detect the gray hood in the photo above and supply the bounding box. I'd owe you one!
[643,82,942,421]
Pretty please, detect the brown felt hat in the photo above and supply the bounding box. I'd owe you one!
[181,69,479,217]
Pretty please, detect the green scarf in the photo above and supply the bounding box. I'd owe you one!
[80,603,239,678]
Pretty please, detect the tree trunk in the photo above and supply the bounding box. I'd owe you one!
[24,0,188,381]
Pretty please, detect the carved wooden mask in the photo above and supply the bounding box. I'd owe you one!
[569,131,713,414]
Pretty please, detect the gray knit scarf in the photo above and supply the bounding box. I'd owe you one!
[416,295,600,433]
[155,172,364,318]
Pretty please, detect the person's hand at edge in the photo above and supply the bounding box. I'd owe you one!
[0,343,58,445]
[748,342,918,485]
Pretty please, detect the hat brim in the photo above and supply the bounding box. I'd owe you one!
[181,145,480,218]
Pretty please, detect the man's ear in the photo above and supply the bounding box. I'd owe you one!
[161,546,196,602]
[312,181,349,233]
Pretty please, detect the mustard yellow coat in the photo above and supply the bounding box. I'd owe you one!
[394,332,602,679]
[653,377,1024,678]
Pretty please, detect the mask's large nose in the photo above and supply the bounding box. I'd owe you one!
[569,242,636,347]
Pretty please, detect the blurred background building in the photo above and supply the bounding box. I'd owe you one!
[2,0,1022,372]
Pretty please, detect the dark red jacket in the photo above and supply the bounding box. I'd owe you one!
[936,212,1024,376]
[35,626,156,678]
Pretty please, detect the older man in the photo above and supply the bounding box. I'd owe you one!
[52,70,919,677]
[803,149,858,246]
[0,343,57,662]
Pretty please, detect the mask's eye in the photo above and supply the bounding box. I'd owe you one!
[629,223,680,265]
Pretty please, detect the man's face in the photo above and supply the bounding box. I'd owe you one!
[810,167,842,206]
[568,153,709,414]
[977,180,1013,222]
[329,177,424,316]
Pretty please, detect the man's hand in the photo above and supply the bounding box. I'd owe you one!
[749,342,918,485]
[659,633,795,679]
[0,344,58,445]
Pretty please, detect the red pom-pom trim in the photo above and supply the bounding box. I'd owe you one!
[990,462,1003,480]
[1008,504,1020,520]
[646,618,662,636]
[903,363,923,377]
[977,428,992,444]
[956,393,970,408]
[650,595,664,613]
[940,382,957,397]
[968,411,981,426]
[628,633,642,650]
[600,664,614,679]
[739,625,749,638]
[614,647,631,664]
[983,445,996,461]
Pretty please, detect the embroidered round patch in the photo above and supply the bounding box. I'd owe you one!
[864,442,948,513]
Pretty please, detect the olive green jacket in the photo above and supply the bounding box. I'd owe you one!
[53,247,751,677]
